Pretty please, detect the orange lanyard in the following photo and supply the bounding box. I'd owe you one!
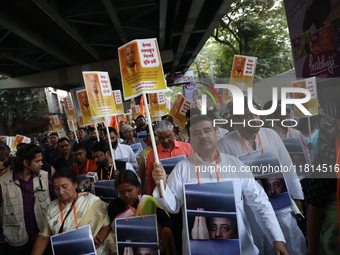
[100,164,114,180]
[195,152,220,184]
[59,194,79,232]
[240,133,264,154]
[160,147,176,159]
[275,126,292,138]
[126,196,145,220]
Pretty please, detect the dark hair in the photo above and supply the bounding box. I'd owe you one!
[16,143,26,151]
[0,144,10,150]
[91,141,110,154]
[115,169,140,189]
[72,142,86,152]
[52,167,78,185]
[135,115,145,121]
[13,144,42,172]
[186,108,201,119]
[78,127,86,132]
[187,115,214,138]
[161,114,169,120]
[88,127,96,133]
[108,127,118,135]
[58,137,69,144]
[49,132,59,138]
[189,115,213,127]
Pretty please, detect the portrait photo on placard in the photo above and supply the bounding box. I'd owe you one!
[184,181,240,255]
[115,215,159,255]
[255,171,292,211]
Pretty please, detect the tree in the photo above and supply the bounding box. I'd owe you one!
[0,88,49,135]
[196,0,293,79]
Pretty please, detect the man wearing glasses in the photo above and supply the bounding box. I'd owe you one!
[71,142,97,176]
[0,144,56,255]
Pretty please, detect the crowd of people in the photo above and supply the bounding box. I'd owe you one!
[0,101,339,255]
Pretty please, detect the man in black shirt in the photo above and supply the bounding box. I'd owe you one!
[43,133,61,165]
[53,138,75,170]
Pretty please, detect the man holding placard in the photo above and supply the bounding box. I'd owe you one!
[217,100,306,254]
[146,120,193,195]
[152,115,288,254]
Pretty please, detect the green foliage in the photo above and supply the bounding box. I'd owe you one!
[191,0,293,79]
[165,85,183,101]
[0,88,48,135]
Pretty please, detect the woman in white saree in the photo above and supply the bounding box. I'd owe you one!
[31,167,116,255]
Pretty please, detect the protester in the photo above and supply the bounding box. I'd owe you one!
[0,144,10,159]
[107,127,138,171]
[53,138,75,170]
[70,142,97,176]
[217,100,306,254]
[43,133,61,165]
[31,168,116,255]
[145,120,193,195]
[66,131,76,148]
[85,127,104,159]
[91,141,134,180]
[177,108,201,142]
[0,144,56,255]
[135,115,147,133]
[152,115,288,254]
[0,157,11,177]
[77,127,87,144]
[121,125,147,149]
[305,111,340,255]
[108,169,175,255]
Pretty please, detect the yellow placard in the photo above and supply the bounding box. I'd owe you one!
[292,77,318,117]
[169,94,193,128]
[131,105,140,120]
[63,95,77,121]
[50,115,63,132]
[76,89,105,125]
[83,71,117,118]
[11,135,31,150]
[229,55,257,91]
[118,38,167,100]
[148,92,167,117]
[113,90,125,114]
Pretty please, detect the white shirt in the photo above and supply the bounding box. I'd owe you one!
[153,152,285,255]
[217,128,305,254]
[217,128,304,200]
[217,127,229,140]
[113,144,138,171]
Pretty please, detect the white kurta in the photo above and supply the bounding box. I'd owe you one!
[217,127,229,140]
[113,143,138,171]
[153,152,285,255]
[217,128,306,254]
